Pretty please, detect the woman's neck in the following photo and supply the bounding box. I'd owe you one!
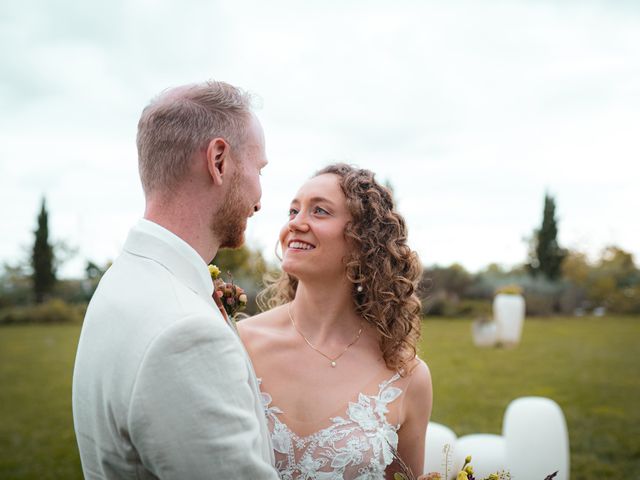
[290,279,363,345]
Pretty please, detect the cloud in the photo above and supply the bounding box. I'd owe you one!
[1,0,639,276]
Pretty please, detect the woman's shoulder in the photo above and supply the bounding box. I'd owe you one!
[237,304,288,344]
[403,357,433,405]
[392,356,432,428]
[408,356,431,379]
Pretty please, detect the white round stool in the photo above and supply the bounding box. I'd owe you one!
[503,396,570,480]
[424,422,458,478]
[454,434,507,478]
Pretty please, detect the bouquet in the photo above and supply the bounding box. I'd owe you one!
[208,264,248,319]
[392,448,558,480]
[448,455,557,480]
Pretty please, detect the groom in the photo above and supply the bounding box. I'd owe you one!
[72,81,279,479]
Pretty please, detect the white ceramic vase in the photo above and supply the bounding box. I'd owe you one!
[493,293,525,346]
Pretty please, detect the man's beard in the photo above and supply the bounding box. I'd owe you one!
[215,171,249,249]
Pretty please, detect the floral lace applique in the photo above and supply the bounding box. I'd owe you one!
[258,374,403,480]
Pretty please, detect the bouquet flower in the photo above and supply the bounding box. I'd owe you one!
[208,264,248,318]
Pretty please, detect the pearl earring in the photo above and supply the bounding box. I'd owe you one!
[356,285,363,293]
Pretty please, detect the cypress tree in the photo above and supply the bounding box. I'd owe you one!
[32,197,56,303]
[528,193,566,280]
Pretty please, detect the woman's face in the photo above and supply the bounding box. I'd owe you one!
[279,173,352,281]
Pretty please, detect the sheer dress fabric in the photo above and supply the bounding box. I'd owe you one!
[259,373,405,480]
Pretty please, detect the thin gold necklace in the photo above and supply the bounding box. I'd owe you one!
[287,302,363,368]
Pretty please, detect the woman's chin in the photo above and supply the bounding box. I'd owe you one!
[282,258,317,281]
[281,259,303,276]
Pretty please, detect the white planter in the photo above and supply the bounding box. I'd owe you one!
[471,320,498,348]
[493,293,525,347]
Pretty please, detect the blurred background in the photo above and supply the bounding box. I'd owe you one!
[1,1,639,478]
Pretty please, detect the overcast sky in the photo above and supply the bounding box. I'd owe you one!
[1,0,639,277]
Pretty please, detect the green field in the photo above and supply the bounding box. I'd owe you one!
[1,317,638,479]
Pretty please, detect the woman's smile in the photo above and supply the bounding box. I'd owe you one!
[287,240,316,251]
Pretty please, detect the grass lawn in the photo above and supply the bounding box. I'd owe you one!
[419,316,640,478]
[0,323,83,480]
[1,316,638,478]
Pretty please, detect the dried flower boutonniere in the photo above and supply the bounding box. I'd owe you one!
[208,264,248,319]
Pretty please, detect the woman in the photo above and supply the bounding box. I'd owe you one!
[238,163,432,479]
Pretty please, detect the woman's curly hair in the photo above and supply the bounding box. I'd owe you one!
[257,163,423,375]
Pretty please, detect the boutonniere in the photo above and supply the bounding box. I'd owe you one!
[208,264,248,319]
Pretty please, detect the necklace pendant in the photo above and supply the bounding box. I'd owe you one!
[331,361,337,368]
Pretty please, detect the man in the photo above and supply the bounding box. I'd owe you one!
[72,81,279,479]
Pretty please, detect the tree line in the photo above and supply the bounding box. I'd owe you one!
[0,198,273,323]
[1,194,639,324]
[421,194,640,316]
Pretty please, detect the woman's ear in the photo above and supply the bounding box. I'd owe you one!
[206,138,229,186]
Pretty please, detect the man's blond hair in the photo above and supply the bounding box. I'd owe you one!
[136,80,253,194]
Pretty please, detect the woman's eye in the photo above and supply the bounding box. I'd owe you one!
[314,206,329,215]
[288,208,298,218]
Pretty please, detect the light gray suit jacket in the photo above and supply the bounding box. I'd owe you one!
[72,219,278,479]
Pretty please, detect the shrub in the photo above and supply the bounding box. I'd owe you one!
[422,290,492,318]
[0,299,85,325]
[450,299,493,317]
[606,285,640,314]
[422,289,448,316]
[524,291,556,316]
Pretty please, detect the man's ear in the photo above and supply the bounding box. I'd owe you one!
[206,138,229,186]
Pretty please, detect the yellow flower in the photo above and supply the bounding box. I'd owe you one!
[208,265,221,279]
[488,474,499,480]
[495,284,522,295]
[456,472,468,480]
[464,465,474,475]
[465,455,472,464]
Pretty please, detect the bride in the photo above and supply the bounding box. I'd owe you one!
[238,163,432,479]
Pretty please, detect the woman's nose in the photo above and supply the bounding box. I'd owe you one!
[288,213,309,232]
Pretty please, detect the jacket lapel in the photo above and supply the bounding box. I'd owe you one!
[123,225,214,304]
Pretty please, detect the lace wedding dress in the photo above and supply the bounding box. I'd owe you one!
[259,373,404,480]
